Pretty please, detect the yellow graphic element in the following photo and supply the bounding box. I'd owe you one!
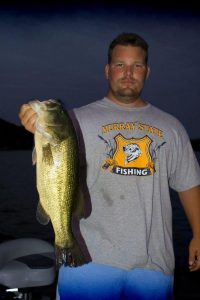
[102,158,117,170]
[111,134,155,174]
[102,122,137,133]
[138,123,163,139]
[101,122,164,139]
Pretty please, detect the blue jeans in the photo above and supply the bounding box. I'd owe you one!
[57,262,174,300]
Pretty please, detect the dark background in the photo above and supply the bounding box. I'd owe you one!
[0,1,200,299]
[0,0,200,140]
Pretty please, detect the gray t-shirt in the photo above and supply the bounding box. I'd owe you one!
[72,97,200,275]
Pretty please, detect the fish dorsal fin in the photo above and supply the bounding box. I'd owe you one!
[42,144,54,165]
[36,201,50,225]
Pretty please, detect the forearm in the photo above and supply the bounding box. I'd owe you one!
[178,185,200,237]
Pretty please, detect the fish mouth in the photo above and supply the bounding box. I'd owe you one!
[29,99,62,113]
[42,99,62,111]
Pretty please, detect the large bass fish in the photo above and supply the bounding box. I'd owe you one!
[29,99,85,268]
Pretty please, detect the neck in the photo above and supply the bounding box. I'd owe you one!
[106,94,147,108]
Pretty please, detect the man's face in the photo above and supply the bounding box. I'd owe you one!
[105,45,150,104]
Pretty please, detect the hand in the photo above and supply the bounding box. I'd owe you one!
[188,237,200,272]
[18,104,37,134]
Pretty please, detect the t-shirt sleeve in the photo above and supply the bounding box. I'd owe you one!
[168,125,200,192]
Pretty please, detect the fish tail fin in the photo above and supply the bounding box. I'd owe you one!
[36,201,50,225]
[54,241,87,269]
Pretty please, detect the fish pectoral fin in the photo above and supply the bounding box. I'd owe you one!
[42,144,54,165]
[36,201,50,225]
[32,147,37,165]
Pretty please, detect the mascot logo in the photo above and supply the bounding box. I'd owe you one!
[102,134,155,176]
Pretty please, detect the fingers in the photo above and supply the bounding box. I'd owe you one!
[189,255,200,272]
[189,241,200,272]
[18,104,37,134]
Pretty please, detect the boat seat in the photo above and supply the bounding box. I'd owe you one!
[0,238,56,299]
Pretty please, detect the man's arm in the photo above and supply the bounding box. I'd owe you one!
[178,185,200,271]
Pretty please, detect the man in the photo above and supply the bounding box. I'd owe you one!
[19,33,200,300]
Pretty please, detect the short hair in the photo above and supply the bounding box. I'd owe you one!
[108,32,149,64]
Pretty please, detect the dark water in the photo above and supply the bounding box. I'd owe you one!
[0,151,54,242]
[0,150,200,299]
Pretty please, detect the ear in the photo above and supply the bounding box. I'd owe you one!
[105,64,110,80]
[146,65,150,79]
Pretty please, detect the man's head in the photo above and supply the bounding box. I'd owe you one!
[107,33,149,65]
[105,33,150,106]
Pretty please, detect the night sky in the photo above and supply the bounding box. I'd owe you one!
[0,1,200,138]
[0,4,199,298]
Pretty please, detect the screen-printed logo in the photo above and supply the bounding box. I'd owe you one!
[102,134,155,176]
